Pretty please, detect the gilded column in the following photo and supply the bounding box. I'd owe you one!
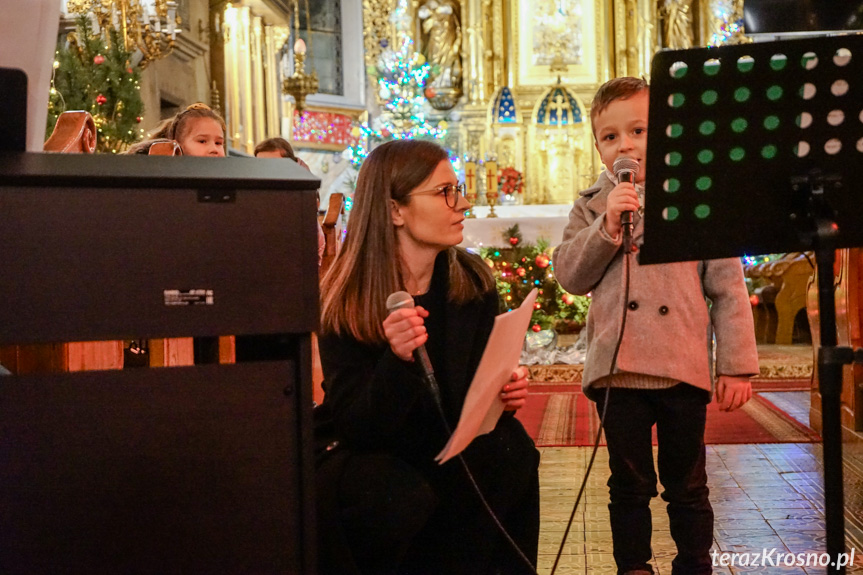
[223,4,242,150]
[613,0,653,78]
[251,16,266,146]
[209,0,228,116]
[462,0,486,105]
[490,0,506,96]
[362,0,396,104]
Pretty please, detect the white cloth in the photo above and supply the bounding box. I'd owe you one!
[459,204,572,249]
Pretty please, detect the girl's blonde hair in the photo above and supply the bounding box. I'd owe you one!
[320,139,494,344]
[150,103,226,143]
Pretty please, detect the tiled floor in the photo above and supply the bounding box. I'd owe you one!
[537,396,863,574]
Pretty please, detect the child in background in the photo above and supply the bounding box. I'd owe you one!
[553,76,759,575]
[254,137,325,267]
[150,103,226,157]
[151,103,227,364]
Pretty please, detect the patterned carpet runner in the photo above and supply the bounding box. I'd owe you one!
[516,385,820,447]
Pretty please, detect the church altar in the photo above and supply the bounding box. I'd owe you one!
[459,204,572,249]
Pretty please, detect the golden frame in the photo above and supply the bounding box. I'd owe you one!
[509,0,611,89]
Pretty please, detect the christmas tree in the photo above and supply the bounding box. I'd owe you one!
[47,16,145,153]
[346,0,446,169]
[480,225,591,332]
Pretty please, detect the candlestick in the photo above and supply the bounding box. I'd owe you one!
[485,158,499,218]
[464,158,477,218]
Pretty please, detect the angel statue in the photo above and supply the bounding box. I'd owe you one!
[660,0,694,50]
[418,0,463,110]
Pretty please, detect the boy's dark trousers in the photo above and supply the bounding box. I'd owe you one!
[595,384,713,575]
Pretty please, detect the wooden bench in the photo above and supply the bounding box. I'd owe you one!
[320,192,346,278]
[312,192,346,404]
[745,252,814,345]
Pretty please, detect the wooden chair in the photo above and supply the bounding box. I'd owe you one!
[320,192,346,279]
[0,111,123,374]
[766,253,814,344]
[745,252,814,345]
[312,192,346,405]
[148,139,183,156]
[43,110,97,154]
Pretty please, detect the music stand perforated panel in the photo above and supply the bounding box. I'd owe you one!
[640,34,863,264]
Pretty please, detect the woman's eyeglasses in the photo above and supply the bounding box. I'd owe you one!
[408,182,467,208]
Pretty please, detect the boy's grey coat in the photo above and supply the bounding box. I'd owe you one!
[554,172,759,397]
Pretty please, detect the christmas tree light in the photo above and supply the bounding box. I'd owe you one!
[480,224,591,332]
[47,15,144,153]
[346,0,446,169]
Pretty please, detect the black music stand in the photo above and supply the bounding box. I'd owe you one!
[640,34,863,574]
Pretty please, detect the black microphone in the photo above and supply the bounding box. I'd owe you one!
[386,291,441,404]
[612,155,640,254]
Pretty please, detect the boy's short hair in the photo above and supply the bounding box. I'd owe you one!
[590,76,650,132]
[254,137,298,160]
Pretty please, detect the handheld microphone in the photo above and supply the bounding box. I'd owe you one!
[612,155,640,254]
[386,291,439,401]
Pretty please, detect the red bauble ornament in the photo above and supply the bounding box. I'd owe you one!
[509,237,519,246]
[136,116,143,123]
[517,268,526,277]
[96,94,107,105]
[534,303,541,310]
[93,54,105,65]
[562,293,575,305]
[531,324,541,332]
[127,67,133,74]
[424,87,436,99]
[535,254,550,268]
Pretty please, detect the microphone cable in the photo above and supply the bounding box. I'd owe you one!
[386,291,539,574]
[424,372,540,575]
[549,238,633,575]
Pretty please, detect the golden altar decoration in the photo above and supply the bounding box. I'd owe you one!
[360,0,747,203]
[487,86,523,184]
[65,0,181,69]
[528,81,592,204]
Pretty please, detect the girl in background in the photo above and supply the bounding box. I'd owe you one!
[150,103,225,157]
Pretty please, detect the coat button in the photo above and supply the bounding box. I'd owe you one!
[628,301,639,311]
[659,305,669,315]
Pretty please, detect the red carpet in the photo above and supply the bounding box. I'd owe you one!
[516,384,821,447]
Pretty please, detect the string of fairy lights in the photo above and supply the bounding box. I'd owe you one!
[48,16,145,154]
[345,34,447,169]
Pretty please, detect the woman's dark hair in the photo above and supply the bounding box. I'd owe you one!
[320,139,494,343]
[254,137,298,160]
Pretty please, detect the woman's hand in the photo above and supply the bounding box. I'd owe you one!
[501,366,530,411]
[383,306,429,362]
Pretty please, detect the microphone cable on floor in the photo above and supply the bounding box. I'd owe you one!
[549,244,633,575]
[388,289,540,574]
[425,372,540,575]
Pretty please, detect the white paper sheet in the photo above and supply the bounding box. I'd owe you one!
[435,288,538,464]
